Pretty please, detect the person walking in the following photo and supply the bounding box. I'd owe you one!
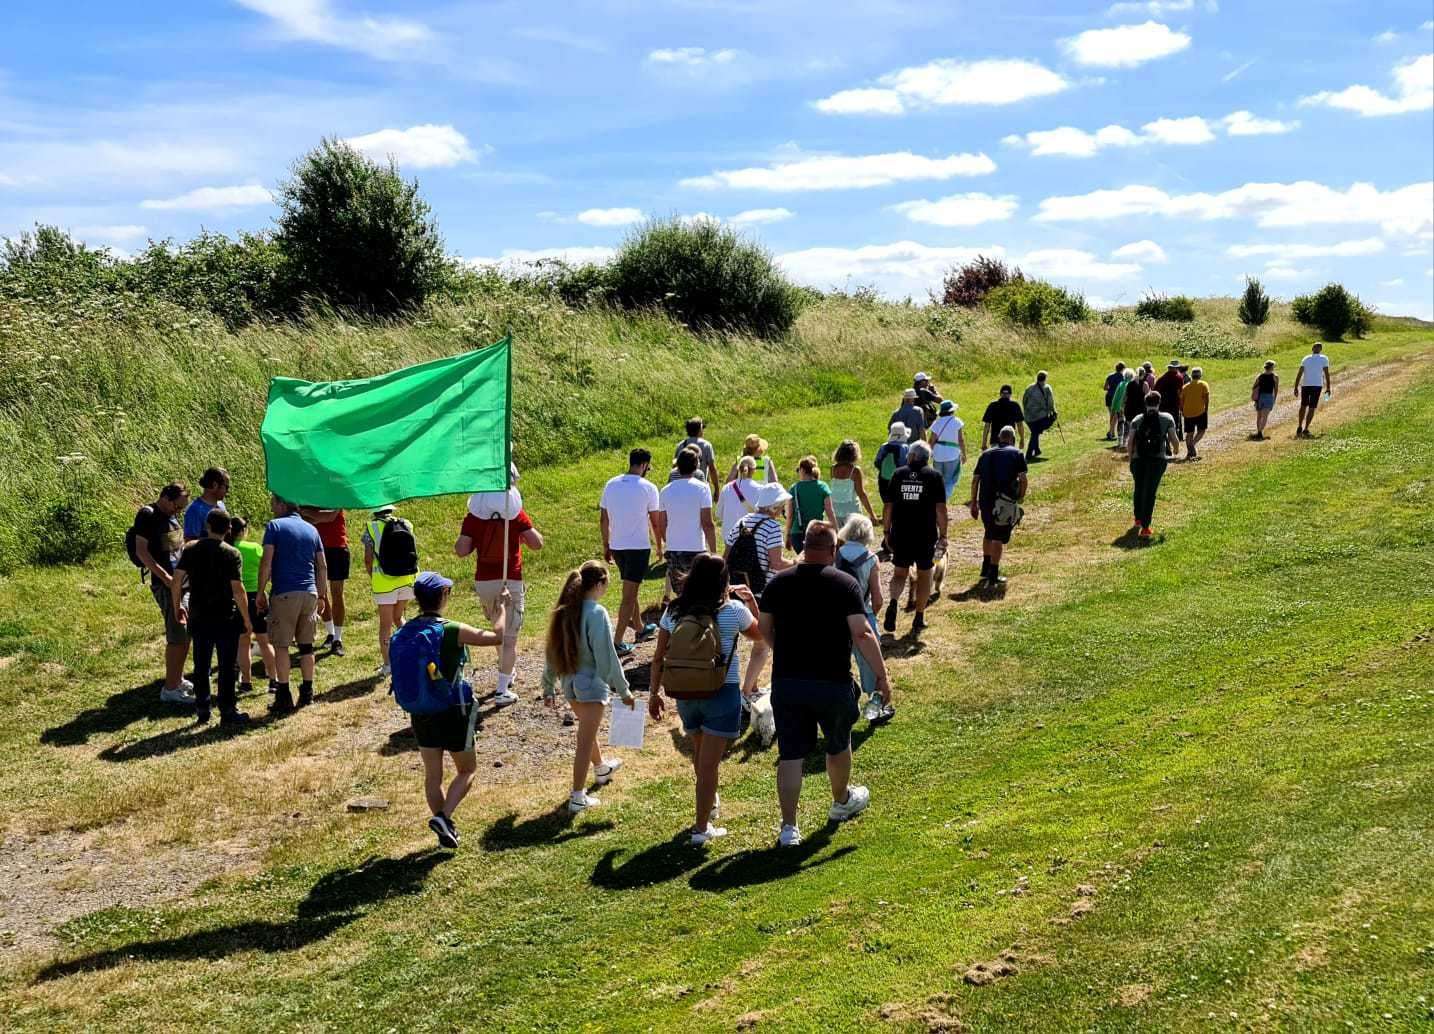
[1251,360,1279,440]
[184,467,230,543]
[649,554,764,844]
[758,523,890,847]
[389,571,507,850]
[967,427,1028,588]
[659,447,717,600]
[456,489,544,707]
[132,481,194,704]
[723,483,793,700]
[889,388,927,443]
[1021,372,1057,461]
[226,516,277,694]
[673,417,720,500]
[882,441,947,636]
[540,561,635,815]
[256,495,330,713]
[1295,342,1332,437]
[873,425,911,539]
[1155,361,1186,440]
[717,456,763,531]
[300,507,350,656]
[600,448,663,656]
[726,434,778,484]
[1140,362,1157,395]
[913,372,943,429]
[1125,391,1181,539]
[787,456,836,555]
[1111,368,1136,445]
[836,514,889,723]
[173,510,252,725]
[1103,362,1127,441]
[1124,365,1150,441]
[362,506,419,678]
[1181,367,1211,460]
[829,440,875,525]
[927,401,966,498]
[981,385,1025,453]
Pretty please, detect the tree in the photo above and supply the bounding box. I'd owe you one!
[1238,277,1271,327]
[274,138,447,315]
[939,255,1021,307]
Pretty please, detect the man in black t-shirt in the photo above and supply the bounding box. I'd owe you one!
[174,509,253,725]
[759,523,890,848]
[968,426,1029,588]
[980,385,1025,452]
[882,441,947,636]
[135,481,194,705]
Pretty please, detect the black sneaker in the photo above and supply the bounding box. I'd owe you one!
[269,686,294,715]
[429,814,459,849]
[987,575,1007,589]
[911,612,926,634]
[331,639,346,657]
[297,683,314,708]
[220,710,250,727]
[883,602,898,634]
[196,706,212,725]
[321,633,335,649]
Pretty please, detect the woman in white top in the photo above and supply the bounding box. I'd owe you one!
[716,456,763,530]
[927,400,967,499]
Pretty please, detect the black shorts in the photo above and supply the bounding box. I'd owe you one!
[1184,411,1208,432]
[1301,385,1322,408]
[411,703,478,753]
[771,677,859,761]
[246,592,268,635]
[890,537,936,571]
[324,546,351,582]
[980,507,1014,545]
[611,548,650,584]
[877,478,895,504]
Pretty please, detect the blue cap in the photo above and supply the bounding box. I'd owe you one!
[413,571,453,596]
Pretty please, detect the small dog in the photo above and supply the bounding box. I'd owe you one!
[905,540,948,609]
[744,690,776,748]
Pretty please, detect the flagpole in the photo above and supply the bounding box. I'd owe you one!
[500,330,513,597]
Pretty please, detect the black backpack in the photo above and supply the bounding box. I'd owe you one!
[725,517,772,594]
[376,516,419,576]
[125,506,153,576]
[1136,411,1167,458]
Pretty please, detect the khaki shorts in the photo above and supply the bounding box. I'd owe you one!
[268,591,318,651]
[152,581,190,646]
[474,579,524,637]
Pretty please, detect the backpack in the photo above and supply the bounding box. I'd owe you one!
[376,516,419,576]
[125,506,156,579]
[661,609,733,699]
[725,516,772,594]
[836,551,872,608]
[878,444,906,481]
[1136,411,1167,459]
[390,618,468,714]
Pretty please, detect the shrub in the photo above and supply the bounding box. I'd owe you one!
[1290,283,1373,340]
[606,217,801,338]
[275,138,447,316]
[123,232,286,327]
[984,279,1090,328]
[0,225,116,301]
[939,255,1022,307]
[1238,277,1271,327]
[1135,292,1196,322]
[31,493,110,567]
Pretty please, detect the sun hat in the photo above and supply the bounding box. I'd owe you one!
[754,483,792,509]
[888,422,909,442]
[939,400,956,415]
[1168,359,1182,368]
[902,388,918,400]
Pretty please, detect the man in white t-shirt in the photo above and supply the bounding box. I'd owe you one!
[600,448,663,655]
[1294,342,1332,438]
[659,447,717,601]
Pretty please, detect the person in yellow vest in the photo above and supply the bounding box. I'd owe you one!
[362,505,419,677]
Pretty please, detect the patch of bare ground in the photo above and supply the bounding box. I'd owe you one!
[877,992,966,1031]
[1116,983,1153,1007]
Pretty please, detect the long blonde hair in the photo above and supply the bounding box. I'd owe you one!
[545,561,609,677]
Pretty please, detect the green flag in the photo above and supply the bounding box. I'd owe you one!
[261,335,512,508]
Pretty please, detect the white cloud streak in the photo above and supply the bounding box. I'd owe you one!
[1107,0,1194,16]
[1020,248,1142,280]
[1222,110,1299,135]
[1005,110,1293,158]
[814,58,1069,115]
[342,124,476,169]
[467,246,617,268]
[235,0,433,61]
[1226,238,1386,259]
[681,151,996,191]
[1302,53,1433,117]
[575,207,644,227]
[648,47,740,66]
[890,193,1019,227]
[1064,21,1192,68]
[140,184,274,210]
[1112,239,1168,263]
[728,207,795,225]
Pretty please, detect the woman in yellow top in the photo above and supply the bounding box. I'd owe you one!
[1180,367,1211,461]
[362,505,419,676]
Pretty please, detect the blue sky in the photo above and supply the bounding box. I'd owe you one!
[2,0,1431,316]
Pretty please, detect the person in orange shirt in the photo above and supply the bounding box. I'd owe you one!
[1180,368,1211,461]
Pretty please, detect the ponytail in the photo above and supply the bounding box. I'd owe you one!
[544,561,609,677]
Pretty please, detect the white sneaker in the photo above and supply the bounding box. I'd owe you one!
[179,677,194,692]
[593,758,622,785]
[493,688,520,707]
[160,685,195,704]
[778,824,803,848]
[378,663,391,677]
[829,784,871,822]
[568,790,600,814]
[690,825,728,846]
[710,793,721,822]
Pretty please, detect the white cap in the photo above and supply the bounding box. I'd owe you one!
[914,371,930,382]
[468,487,523,520]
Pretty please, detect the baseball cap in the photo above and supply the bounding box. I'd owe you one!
[914,371,930,383]
[414,571,453,597]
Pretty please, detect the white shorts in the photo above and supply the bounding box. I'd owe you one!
[474,579,524,636]
[373,585,415,606]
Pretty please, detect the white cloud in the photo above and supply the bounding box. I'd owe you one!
[1226,238,1386,259]
[467,246,617,268]
[647,47,740,66]
[1107,0,1194,16]
[1064,21,1192,68]
[1222,110,1299,135]
[728,207,795,225]
[1035,180,1434,237]
[778,241,998,296]
[1258,264,1311,282]
[140,184,273,210]
[1141,115,1217,144]
[1302,53,1433,117]
[1112,239,1168,263]
[681,150,996,191]
[1424,20,1434,31]
[1381,277,1406,286]
[342,124,476,169]
[235,0,433,61]
[890,192,1019,226]
[71,224,149,244]
[1020,248,1142,281]
[575,207,644,227]
[1004,124,1142,157]
[814,58,1068,115]
[1375,30,1400,44]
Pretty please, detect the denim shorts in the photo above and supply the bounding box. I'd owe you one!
[771,677,860,761]
[1256,392,1276,412]
[675,681,743,738]
[563,671,614,705]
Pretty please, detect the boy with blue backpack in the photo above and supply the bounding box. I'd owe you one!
[390,571,508,850]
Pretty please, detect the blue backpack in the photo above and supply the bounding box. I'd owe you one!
[390,618,469,714]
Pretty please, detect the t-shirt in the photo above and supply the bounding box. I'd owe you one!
[1181,380,1210,417]
[760,564,866,683]
[889,404,926,440]
[235,539,262,593]
[183,497,226,541]
[673,436,717,478]
[972,445,1028,509]
[136,506,183,574]
[1104,371,1123,404]
[176,537,243,625]
[1298,353,1329,389]
[659,477,712,552]
[1154,371,1185,414]
[263,513,322,595]
[790,479,831,531]
[717,478,761,529]
[982,397,1024,432]
[659,599,754,685]
[459,508,534,582]
[600,474,660,551]
[889,464,946,545]
[1128,411,1177,459]
[723,512,785,576]
[311,510,348,549]
[928,415,965,463]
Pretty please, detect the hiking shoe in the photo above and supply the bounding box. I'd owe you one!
[331,639,346,658]
[568,791,600,814]
[883,602,898,634]
[778,824,803,848]
[238,681,254,696]
[911,612,927,635]
[690,825,728,846]
[593,759,623,785]
[903,596,917,612]
[493,687,520,707]
[180,677,194,692]
[1138,526,1154,540]
[429,814,459,849]
[161,685,196,704]
[220,710,250,727]
[267,680,278,695]
[269,686,295,715]
[829,784,871,823]
[562,709,576,727]
[322,633,335,649]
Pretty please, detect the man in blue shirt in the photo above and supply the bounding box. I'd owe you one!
[967,426,1029,589]
[183,467,230,543]
[257,495,330,713]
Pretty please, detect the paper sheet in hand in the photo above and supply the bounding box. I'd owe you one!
[608,699,646,750]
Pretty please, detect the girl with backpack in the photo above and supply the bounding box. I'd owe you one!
[724,483,792,703]
[362,505,419,677]
[787,456,836,555]
[829,440,876,525]
[648,554,764,845]
[540,561,635,815]
[1125,390,1181,540]
[1251,360,1279,440]
[837,514,891,724]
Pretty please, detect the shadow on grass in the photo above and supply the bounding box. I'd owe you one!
[687,822,857,893]
[590,835,709,890]
[949,580,1008,603]
[40,679,171,747]
[481,806,615,852]
[34,849,448,983]
[1111,529,1162,550]
[800,724,878,774]
[881,636,927,660]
